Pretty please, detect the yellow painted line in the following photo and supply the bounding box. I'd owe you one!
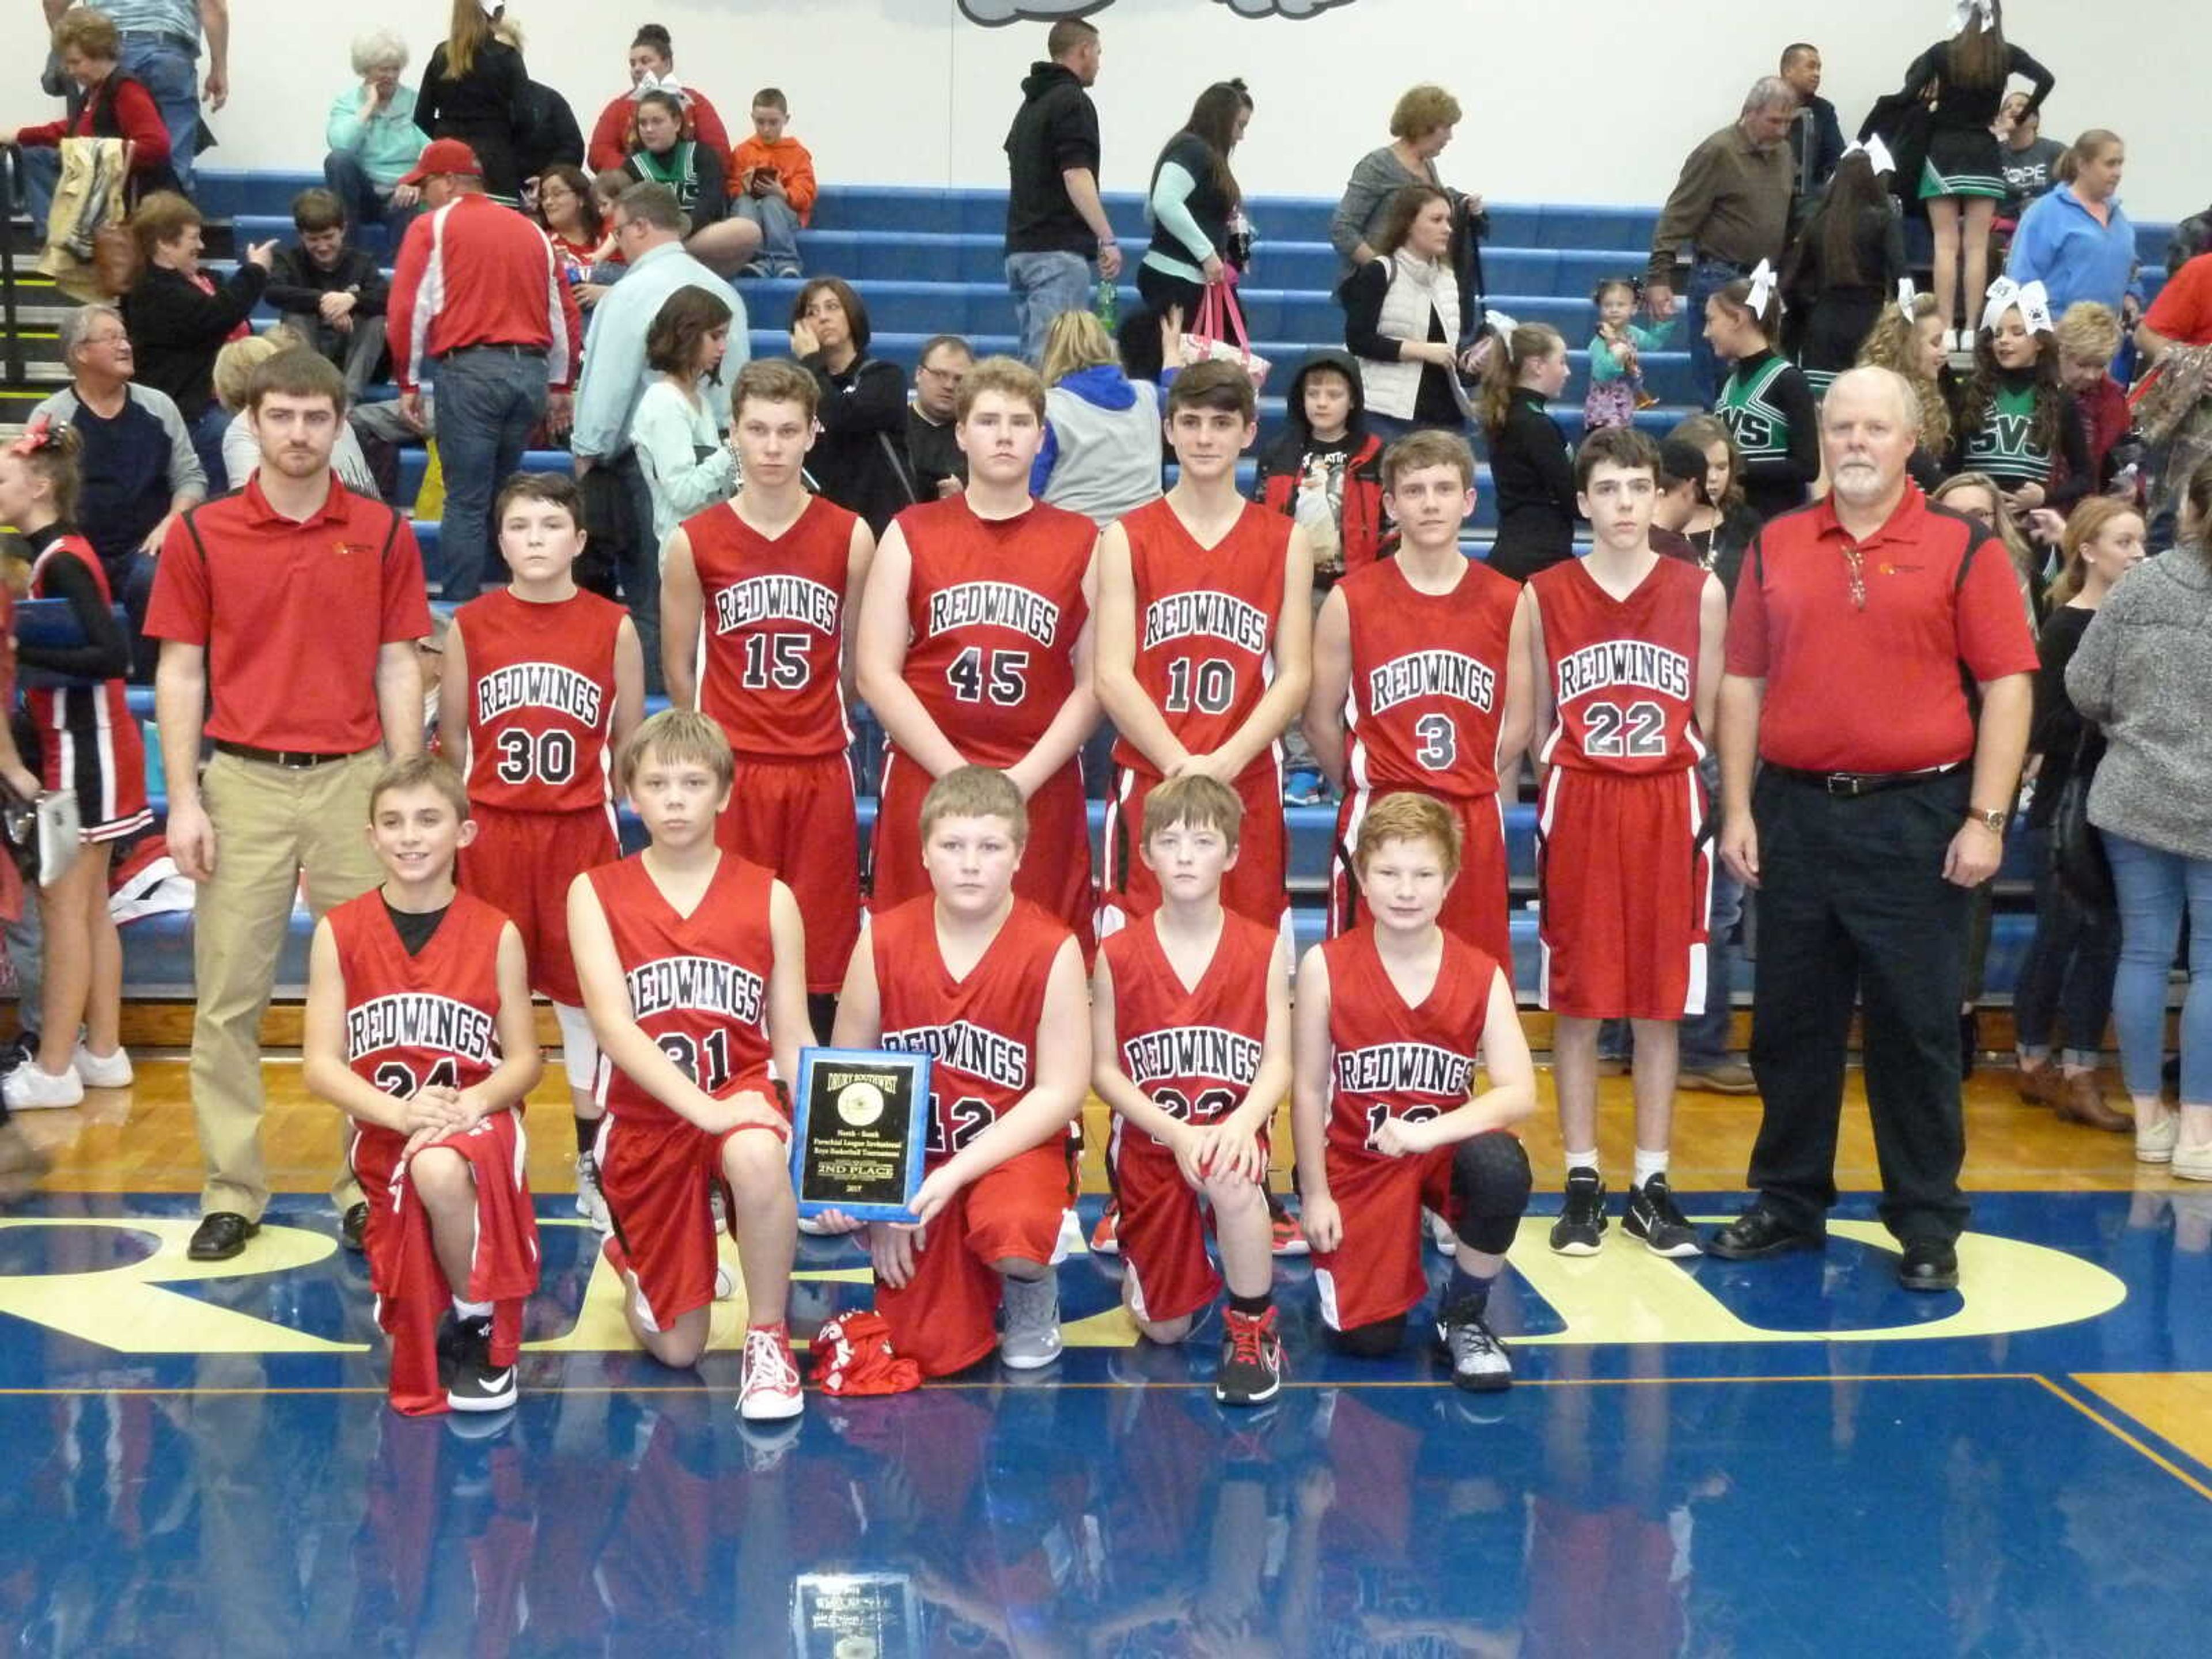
[2031,1374,2212,1505]
[2071,1372,2212,1473]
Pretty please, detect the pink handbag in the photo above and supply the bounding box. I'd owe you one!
[1181,279,1270,389]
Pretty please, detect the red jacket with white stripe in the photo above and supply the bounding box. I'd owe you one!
[386,192,582,393]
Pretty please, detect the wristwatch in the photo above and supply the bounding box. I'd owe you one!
[1966,806,2006,834]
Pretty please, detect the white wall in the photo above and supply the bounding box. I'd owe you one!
[5,1,2198,219]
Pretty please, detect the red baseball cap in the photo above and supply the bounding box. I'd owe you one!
[398,139,483,188]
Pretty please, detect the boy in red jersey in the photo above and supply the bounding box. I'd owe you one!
[1304,430,1531,968]
[1092,774,1290,1405]
[830,766,1090,1377]
[1520,426,1728,1260]
[302,756,545,1415]
[1095,359,1313,944]
[566,710,813,1422]
[440,474,644,1232]
[660,358,875,1036]
[1292,792,1536,1391]
[857,355,1100,953]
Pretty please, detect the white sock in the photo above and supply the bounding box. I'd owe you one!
[452,1296,493,1321]
[1633,1148,1668,1189]
[1565,1150,1599,1177]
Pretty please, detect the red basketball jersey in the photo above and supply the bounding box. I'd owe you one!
[1530,555,1707,775]
[586,852,779,1120]
[456,587,627,815]
[1101,911,1274,1150]
[870,895,1071,1168]
[1340,557,1519,801]
[328,887,510,1100]
[1321,926,1497,1164]
[894,495,1092,766]
[1111,499,1290,776]
[684,495,859,760]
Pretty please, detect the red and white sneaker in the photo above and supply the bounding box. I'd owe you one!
[739,1323,804,1421]
[1090,1200,1120,1255]
[1268,1202,1309,1257]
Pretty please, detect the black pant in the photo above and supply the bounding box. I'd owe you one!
[1745,767,1973,1244]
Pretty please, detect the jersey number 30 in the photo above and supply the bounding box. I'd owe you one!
[494,728,577,785]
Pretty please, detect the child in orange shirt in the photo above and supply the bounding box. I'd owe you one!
[730,88,816,280]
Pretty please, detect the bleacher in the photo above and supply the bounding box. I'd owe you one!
[5,168,2178,1009]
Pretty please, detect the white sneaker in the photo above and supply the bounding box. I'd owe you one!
[2137,1113,2180,1165]
[1426,1207,1457,1256]
[714,1261,737,1301]
[1942,327,1962,355]
[3,1062,84,1111]
[72,1044,132,1089]
[2175,1139,2212,1183]
[998,1272,1063,1370]
[738,1325,804,1421]
[573,1150,610,1232]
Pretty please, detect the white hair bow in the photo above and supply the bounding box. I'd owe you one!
[1983,275,2054,334]
[1953,0,1995,31]
[476,0,503,15]
[631,71,690,103]
[1483,308,1519,338]
[1897,277,1918,319]
[1745,259,1777,315]
[1844,135,1897,177]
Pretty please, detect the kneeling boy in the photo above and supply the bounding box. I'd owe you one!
[832,766,1089,1377]
[303,756,545,1415]
[1292,791,1537,1391]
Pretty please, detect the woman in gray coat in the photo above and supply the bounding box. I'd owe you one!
[2066,456,2212,1179]
[1329,84,1481,279]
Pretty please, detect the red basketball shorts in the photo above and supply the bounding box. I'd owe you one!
[461,804,622,1006]
[1313,1141,1458,1333]
[875,1139,1074,1377]
[595,1095,790,1331]
[1332,786,1512,977]
[1107,1124,1270,1326]
[872,748,1095,957]
[1536,764,1710,1021]
[1100,760,1287,942]
[717,751,862,994]
[349,1109,540,1414]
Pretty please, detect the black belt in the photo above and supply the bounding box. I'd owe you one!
[437,343,547,361]
[1766,762,1964,798]
[214,741,364,770]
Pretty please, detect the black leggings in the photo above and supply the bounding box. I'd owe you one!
[1327,1131,1533,1355]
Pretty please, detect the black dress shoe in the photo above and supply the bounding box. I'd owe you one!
[1896,1238,1959,1292]
[188,1212,260,1261]
[1707,1207,1824,1260]
[341,1202,369,1253]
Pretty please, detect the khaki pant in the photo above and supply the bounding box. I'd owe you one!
[192,749,384,1219]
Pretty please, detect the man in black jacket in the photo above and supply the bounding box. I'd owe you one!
[1002,17,1122,366]
[1782,43,1844,231]
[265,188,390,394]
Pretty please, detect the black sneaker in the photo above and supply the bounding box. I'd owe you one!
[1624,1175,1703,1258]
[446,1315,517,1413]
[341,1201,369,1253]
[1548,1168,1607,1255]
[1215,1305,1285,1406]
[1434,1306,1514,1392]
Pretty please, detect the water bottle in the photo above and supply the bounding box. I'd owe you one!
[1094,276,1118,331]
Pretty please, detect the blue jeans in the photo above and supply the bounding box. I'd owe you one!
[16,146,60,237]
[321,151,418,256]
[430,347,547,602]
[612,449,663,695]
[2011,826,2119,1066]
[2104,831,2212,1101]
[116,37,201,196]
[1683,257,1745,408]
[1006,250,1094,366]
[732,195,801,270]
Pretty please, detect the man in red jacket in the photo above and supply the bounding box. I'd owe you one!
[387,139,581,603]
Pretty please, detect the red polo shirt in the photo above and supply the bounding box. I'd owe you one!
[146,476,433,754]
[1724,487,2038,773]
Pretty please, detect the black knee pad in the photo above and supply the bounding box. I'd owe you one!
[1452,1131,1533,1255]
[1327,1314,1407,1358]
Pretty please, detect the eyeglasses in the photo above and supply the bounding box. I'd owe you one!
[916,363,967,384]
[1842,544,1866,611]
[81,332,128,347]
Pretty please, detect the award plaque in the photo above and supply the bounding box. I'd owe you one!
[791,1047,930,1222]
[791,1571,921,1658]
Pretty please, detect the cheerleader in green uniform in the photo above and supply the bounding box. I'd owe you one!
[1950,276,2089,517]
[1705,263,1820,524]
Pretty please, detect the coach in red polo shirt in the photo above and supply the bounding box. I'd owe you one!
[147,349,432,1263]
[1711,365,2037,1292]
[386,138,582,604]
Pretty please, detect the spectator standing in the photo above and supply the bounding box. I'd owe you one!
[1895,0,2054,348]
[791,278,915,536]
[322,29,426,246]
[907,334,974,500]
[1342,186,1476,445]
[40,0,223,198]
[487,14,581,191]
[2135,251,2212,544]
[7,8,176,234]
[1707,274,1821,522]
[415,0,528,204]
[567,181,745,681]
[1329,84,1475,278]
[631,286,740,550]
[2066,458,2212,1180]
[2008,132,2143,325]
[1032,309,1161,528]
[1478,321,1578,583]
[146,347,432,1262]
[387,139,581,602]
[119,190,274,485]
[585,22,730,175]
[2010,499,2142,1134]
[1780,42,1844,225]
[1644,78,1797,406]
[1002,17,1121,366]
[729,88,815,279]
[1781,150,1909,395]
[1138,81,1253,327]
[266,188,389,396]
[620,90,760,276]
[1712,366,2036,1289]
[1994,93,2066,224]
[27,304,204,669]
